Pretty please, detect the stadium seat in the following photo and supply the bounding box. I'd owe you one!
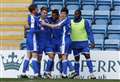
[34,0,49,8]
[111,11,120,25]
[104,39,120,50]
[111,20,120,25]
[94,34,105,39]
[81,10,94,23]
[108,25,120,34]
[82,5,95,10]
[95,10,110,25]
[66,0,81,11]
[113,0,120,6]
[82,0,97,10]
[95,19,108,25]
[111,11,120,19]
[93,33,105,50]
[50,4,63,10]
[67,4,80,18]
[98,5,111,10]
[50,0,64,4]
[37,4,48,9]
[114,6,120,10]
[65,0,81,5]
[82,0,96,5]
[94,39,104,50]
[97,0,112,10]
[92,25,107,35]
[97,0,112,5]
[108,34,120,40]
[34,0,48,4]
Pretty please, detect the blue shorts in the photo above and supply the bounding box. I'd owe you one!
[26,32,39,52]
[60,38,72,55]
[37,32,53,54]
[52,39,61,54]
[72,41,90,56]
[52,37,71,55]
[38,40,53,54]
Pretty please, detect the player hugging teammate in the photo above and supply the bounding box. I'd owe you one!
[19,4,96,79]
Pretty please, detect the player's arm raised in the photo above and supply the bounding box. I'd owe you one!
[41,18,66,28]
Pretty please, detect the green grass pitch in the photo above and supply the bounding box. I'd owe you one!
[0,79,120,82]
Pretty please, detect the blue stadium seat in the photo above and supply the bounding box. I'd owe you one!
[66,0,81,11]
[108,25,120,34]
[111,20,120,25]
[113,0,120,6]
[82,5,95,10]
[95,19,108,25]
[111,11,120,19]
[94,34,105,39]
[104,39,120,50]
[95,10,110,25]
[37,4,48,9]
[34,0,48,4]
[98,5,111,10]
[90,33,104,50]
[114,6,120,10]
[111,11,120,25]
[81,10,94,22]
[82,0,97,10]
[49,0,64,5]
[82,0,96,5]
[50,5,63,10]
[97,0,112,5]
[66,0,81,5]
[67,5,80,18]
[94,39,104,50]
[97,0,112,10]
[92,25,107,35]
[108,34,120,40]
[34,0,49,8]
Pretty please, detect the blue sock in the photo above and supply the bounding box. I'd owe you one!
[74,61,80,75]
[50,60,54,72]
[31,58,39,74]
[45,58,53,73]
[59,60,62,74]
[22,58,29,73]
[67,60,74,71]
[62,60,68,76]
[86,59,93,73]
[37,62,41,75]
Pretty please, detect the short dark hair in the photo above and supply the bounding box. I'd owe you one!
[52,9,59,16]
[41,6,48,12]
[28,4,37,13]
[75,9,81,15]
[61,7,68,15]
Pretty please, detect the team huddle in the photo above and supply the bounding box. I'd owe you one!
[20,4,96,79]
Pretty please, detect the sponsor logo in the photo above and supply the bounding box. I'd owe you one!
[1,52,24,70]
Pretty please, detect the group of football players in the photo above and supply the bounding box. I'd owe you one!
[20,4,96,79]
